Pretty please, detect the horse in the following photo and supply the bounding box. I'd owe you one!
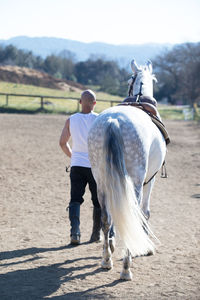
[88,59,167,280]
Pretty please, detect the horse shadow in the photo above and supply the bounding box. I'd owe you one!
[48,279,122,300]
[0,245,122,299]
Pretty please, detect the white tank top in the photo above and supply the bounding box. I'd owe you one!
[69,111,98,167]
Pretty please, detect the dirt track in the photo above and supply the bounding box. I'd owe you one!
[0,113,200,299]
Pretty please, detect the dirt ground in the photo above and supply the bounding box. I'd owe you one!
[0,113,200,300]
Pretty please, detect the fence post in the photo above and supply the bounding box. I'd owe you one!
[41,97,44,109]
[6,94,8,106]
[193,102,199,119]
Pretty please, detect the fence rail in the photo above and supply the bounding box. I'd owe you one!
[0,92,121,111]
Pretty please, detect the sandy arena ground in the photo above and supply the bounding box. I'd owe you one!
[0,113,200,299]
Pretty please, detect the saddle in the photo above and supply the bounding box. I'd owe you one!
[118,96,170,145]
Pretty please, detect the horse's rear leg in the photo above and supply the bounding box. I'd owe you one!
[101,206,113,269]
[109,224,115,253]
[140,178,155,256]
[141,178,155,220]
[120,249,132,280]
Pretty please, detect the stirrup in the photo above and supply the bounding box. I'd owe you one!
[161,161,168,178]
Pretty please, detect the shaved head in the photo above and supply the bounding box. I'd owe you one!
[79,89,97,113]
[81,90,96,103]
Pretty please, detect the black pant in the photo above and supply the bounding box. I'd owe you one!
[70,166,100,208]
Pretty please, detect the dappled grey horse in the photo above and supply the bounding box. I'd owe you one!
[88,60,166,280]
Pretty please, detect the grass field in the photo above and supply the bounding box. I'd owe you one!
[0,82,122,114]
[0,81,199,120]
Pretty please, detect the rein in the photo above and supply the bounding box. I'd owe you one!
[128,74,144,100]
[135,82,143,102]
[128,75,136,96]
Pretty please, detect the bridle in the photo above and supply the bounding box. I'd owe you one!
[128,73,143,102]
[128,75,136,97]
[135,82,144,103]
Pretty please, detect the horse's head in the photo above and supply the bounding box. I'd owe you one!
[128,59,157,98]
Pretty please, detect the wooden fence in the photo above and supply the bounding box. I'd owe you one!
[0,92,121,111]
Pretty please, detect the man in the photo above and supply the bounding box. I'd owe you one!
[59,89,101,245]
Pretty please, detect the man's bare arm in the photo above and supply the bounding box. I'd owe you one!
[59,118,72,158]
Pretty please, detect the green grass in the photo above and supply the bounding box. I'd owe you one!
[158,105,200,121]
[158,106,185,120]
[1,81,199,120]
[0,81,122,114]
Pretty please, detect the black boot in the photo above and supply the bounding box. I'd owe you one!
[90,207,101,243]
[69,202,80,245]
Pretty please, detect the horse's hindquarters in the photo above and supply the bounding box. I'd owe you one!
[89,106,166,183]
[88,107,161,256]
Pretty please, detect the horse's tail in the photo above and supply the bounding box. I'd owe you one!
[102,117,155,256]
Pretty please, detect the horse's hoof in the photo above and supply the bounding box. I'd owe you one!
[109,237,115,253]
[101,259,113,270]
[120,270,133,281]
[145,249,154,256]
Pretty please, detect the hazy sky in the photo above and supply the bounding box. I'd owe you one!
[0,0,199,45]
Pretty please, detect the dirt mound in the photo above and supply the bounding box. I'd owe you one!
[0,65,85,92]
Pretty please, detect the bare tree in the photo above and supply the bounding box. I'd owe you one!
[153,43,200,106]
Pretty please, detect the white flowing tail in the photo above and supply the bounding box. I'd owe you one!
[102,118,155,256]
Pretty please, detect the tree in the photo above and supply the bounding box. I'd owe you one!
[153,43,200,105]
[59,49,76,62]
[43,55,63,76]
[0,45,18,65]
[0,43,130,96]
[60,58,75,81]
[75,58,130,96]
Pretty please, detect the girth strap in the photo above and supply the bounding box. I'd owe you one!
[143,171,158,185]
[144,161,168,186]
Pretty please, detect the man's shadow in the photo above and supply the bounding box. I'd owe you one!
[0,243,89,263]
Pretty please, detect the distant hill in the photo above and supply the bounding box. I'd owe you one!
[0,36,173,68]
[0,65,85,91]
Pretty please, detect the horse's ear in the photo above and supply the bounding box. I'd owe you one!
[146,60,153,74]
[131,59,139,73]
